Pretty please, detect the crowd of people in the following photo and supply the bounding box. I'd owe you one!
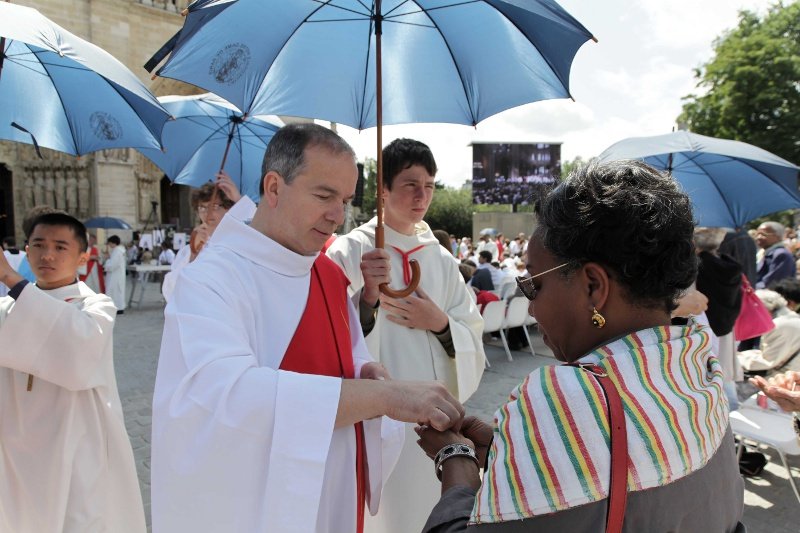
[1,123,788,533]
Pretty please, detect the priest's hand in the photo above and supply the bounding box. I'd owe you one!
[360,248,391,307]
[381,286,448,332]
[384,381,463,431]
[360,362,391,381]
[0,249,23,289]
[215,170,242,203]
[336,379,464,431]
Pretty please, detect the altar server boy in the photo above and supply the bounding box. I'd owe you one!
[0,212,145,533]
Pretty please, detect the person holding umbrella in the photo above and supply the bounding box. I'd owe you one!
[327,138,485,533]
[161,170,252,302]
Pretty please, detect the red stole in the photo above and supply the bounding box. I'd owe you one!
[280,254,367,533]
[79,246,105,293]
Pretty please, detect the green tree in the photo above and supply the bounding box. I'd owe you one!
[360,157,377,217]
[558,156,586,179]
[425,187,474,237]
[678,2,800,165]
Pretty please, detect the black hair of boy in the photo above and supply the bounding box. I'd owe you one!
[28,212,88,251]
[107,235,121,246]
[382,138,437,189]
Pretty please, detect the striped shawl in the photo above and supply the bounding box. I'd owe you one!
[471,321,729,524]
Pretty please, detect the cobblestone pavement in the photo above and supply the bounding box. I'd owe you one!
[116,280,800,531]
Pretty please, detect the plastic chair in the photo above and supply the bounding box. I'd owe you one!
[503,296,537,357]
[729,397,800,505]
[481,299,511,363]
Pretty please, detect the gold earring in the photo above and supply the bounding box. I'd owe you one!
[591,307,606,329]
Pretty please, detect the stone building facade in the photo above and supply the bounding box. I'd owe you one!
[0,0,197,242]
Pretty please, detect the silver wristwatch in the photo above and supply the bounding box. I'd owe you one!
[434,443,479,481]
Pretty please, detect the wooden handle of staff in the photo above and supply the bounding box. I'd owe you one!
[375,225,421,297]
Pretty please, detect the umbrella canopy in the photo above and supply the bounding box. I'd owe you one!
[138,93,282,202]
[153,0,594,130]
[0,3,170,156]
[84,216,133,230]
[598,131,800,228]
[478,228,499,237]
[151,0,594,296]
[144,0,238,75]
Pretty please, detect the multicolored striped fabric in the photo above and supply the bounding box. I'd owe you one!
[470,321,729,524]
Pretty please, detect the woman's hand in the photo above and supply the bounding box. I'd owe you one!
[460,416,494,468]
[415,426,474,460]
[215,170,242,203]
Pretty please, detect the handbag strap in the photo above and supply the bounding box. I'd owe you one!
[570,363,628,533]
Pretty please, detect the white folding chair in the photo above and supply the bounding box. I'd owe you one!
[503,296,537,357]
[481,299,511,363]
[498,278,517,300]
[730,397,800,505]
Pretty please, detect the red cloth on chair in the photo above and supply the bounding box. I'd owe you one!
[280,254,367,533]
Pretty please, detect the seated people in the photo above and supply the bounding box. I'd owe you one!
[418,160,743,532]
[0,212,145,532]
[738,289,800,372]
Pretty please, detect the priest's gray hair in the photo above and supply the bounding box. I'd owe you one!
[260,123,355,196]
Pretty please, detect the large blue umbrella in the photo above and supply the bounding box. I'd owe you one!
[151,0,594,296]
[0,3,170,156]
[139,93,282,202]
[598,131,800,228]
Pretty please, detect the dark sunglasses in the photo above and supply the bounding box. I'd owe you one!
[515,262,570,300]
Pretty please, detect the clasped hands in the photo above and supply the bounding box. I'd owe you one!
[360,248,448,332]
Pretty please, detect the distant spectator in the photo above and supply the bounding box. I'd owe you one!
[719,228,758,286]
[755,221,796,289]
[469,252,494,291]
[769,277,800,312]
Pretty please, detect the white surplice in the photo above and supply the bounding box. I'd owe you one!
[151,212,404,533]
[104,245,126,311]
[0,281,146,533]
[327,217,485,533]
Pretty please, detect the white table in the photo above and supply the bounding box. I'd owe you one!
[127,264,172,308]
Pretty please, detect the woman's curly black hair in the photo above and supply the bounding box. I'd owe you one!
[534,159,697,312]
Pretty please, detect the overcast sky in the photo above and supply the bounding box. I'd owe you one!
[335,0,775,188]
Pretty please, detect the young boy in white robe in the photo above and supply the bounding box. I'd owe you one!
[0,212,146,533]
[327,138,485,533]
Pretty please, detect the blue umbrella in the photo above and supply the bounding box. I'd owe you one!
[139,93,282,202]
[144,0,238,75]
[598,131,800,228]
[0,3,170,156]
[84,216,133,230]
[152,0,594,296]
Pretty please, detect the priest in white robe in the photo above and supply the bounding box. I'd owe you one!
[152,124,465,533]
[0,213,145,533]
[327,138,485,533]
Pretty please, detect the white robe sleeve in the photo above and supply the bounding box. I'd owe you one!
[152,271,344,533]
[0,284,115,391]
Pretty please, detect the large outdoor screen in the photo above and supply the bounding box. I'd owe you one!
[472,142,561,206]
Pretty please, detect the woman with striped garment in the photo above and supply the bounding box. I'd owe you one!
[417,160,745,532]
